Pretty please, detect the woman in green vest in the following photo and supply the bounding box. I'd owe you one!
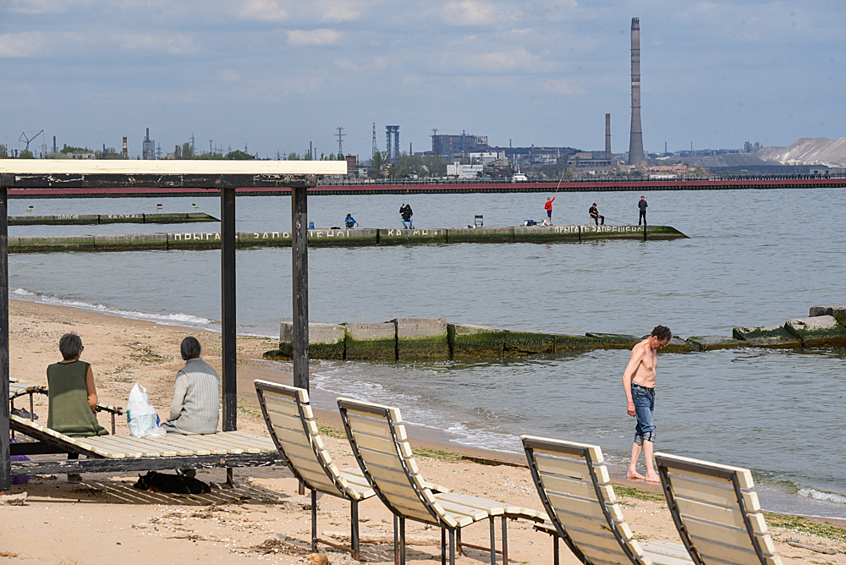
[47,333,108,482]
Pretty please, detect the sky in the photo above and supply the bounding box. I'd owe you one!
[1,0,845,160]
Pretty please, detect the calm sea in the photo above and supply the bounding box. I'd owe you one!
[7,187,846,518]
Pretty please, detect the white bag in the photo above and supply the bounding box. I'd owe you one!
[126,384,165,438]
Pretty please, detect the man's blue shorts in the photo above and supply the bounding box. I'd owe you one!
[632,384,656,445]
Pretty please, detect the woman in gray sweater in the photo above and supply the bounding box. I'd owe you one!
[163,337,220,434]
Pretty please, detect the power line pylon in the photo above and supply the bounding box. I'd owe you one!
[336,127,346,156]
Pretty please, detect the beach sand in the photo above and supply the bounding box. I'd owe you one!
[2,299,844,564]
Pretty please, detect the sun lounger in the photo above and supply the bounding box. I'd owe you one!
[654,453,783,565]
[522,435,693,565]
[255,380,376,560]
[338,398,544,565]
[9,414,282,484]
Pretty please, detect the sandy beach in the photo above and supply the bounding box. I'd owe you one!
[2,299,845,564]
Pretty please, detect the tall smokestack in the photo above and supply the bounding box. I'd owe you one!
[605,113,611,159]
[628,17,645,165]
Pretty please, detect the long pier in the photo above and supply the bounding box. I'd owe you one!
[8,212,218,226]
[9,224,685,253]
[7,176,846,198]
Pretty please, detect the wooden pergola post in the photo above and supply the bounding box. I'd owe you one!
[220,187,237,432]
[291,186,309,392]
[0,185,9,492]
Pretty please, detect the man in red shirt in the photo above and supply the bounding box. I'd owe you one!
[542,196,555,226]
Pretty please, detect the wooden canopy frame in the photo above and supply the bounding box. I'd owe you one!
[0,159,346,490]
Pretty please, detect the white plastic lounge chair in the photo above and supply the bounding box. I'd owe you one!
[254,380,375,560]
[338,397,545,565]
[654,453,783,565]
[522,435,693,565]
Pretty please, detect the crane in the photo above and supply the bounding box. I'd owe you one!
[19,130,44,153]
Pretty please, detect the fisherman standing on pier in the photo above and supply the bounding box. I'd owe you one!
[638,195,648,226]
[542,196,556,226]
[400,203,413,229]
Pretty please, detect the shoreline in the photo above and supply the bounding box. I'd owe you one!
[5,297,846,525]
[2,298,845,565]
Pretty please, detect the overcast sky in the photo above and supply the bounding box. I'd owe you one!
[2,0,844,159]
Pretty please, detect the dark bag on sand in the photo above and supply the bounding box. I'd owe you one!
[133,471,211,494]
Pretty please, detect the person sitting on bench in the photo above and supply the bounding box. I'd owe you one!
[589,203,605,226]
[163,337,220,435]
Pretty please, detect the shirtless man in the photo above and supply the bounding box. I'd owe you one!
[622,325,672,482]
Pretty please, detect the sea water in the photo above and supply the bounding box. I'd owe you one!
[7,187,846,517]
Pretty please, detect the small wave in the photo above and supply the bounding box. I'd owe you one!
[13,287,216,329]
[798,488,846,504]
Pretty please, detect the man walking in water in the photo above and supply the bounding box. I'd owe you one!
[623,325,671,482]
[638,195,648,226]
[542,196,556,226]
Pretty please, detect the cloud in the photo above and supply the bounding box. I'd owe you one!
[319,0,363,22]
[117,33,197,55]
[0,31,86,58]
[542,78,583,95]
[286,29,342,46]
[219,69,241,82]
[442,0,502,26]
[334,55,390,72]
[238,0,288,22]
[443,47,555,73]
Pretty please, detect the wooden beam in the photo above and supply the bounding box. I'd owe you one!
[0,186,9,491]
[291,186,309,391]
[221,188,237,431]
[0,160,346,176]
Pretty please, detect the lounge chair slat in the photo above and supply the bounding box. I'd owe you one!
[668,474,760,511]
[345,412,406,440]
[105,435,194,456]
[657,453,754,489]
[687,537,764,565]
[163,433,233,454]
[85,435,171,457]
[534,452,595,481]
[271,423,312,448]
[521,436,605,464]
[566,527,637,558]
[263,396,300,418]
[540,471,615,501]
[434,499,490,521]
[674,495,746,529]
[682,515,776,554]
[225,431,278,450]
[190,433,250,453]
[547,489,607,520]
[155,434,216,454]
[355,444,404,469]
[350,430,403,456]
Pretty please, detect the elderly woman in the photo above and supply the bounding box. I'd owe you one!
[47,332,108,438]
[163,336,220,435]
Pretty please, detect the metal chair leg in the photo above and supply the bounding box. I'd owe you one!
[393,515,399,565]
[398,516,406,565]
[489,517,496,565]
[441,528,447,565]
[350,499,360,561]
[311,489,318,552]
[449,529,456,565]
[553,533,559,565]
[501,517,509,565]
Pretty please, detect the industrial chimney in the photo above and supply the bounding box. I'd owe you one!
[605,113,612,160]
[627,17,645,165]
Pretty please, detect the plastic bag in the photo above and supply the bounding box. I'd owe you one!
[126,384,165,438]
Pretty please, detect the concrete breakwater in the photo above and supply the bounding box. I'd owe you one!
[9,224,685,253]
[9,212,218,226]
[268,306,846,361]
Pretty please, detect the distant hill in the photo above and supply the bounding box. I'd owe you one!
[756,137,846,167]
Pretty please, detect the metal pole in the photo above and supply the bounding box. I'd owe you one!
[220,188,237,432]
[0,185,9,491]
[291,186,309,391]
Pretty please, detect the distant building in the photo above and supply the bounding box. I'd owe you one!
[142,127,156,160]
[446,162,483,179]
[432,133,488,158]
[567,151,612,168]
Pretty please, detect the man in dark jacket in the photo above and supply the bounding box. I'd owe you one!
[400,204,413,229]
[638,196,648,226]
